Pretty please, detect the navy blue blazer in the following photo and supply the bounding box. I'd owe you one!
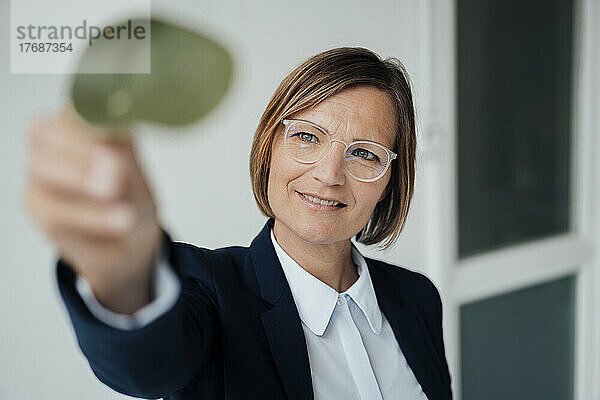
[57,218,452,400]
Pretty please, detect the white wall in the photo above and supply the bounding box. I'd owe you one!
[0,1,434,399]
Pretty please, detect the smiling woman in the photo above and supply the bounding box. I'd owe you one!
[268,87,398,247]
[266,86,401,293]
[251,48,416,250]
[25,47,452,400]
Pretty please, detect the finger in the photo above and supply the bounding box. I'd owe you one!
[27,115,132,200]
[28,103,135,159]
[24,180,137,240]
[28,142,130,200]
[28,110,99,156]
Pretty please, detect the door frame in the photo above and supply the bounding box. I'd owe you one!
[418,0,600,399]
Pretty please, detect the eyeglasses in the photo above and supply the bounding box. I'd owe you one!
[281,119,397,182]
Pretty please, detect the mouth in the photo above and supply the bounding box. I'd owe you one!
[296,191,347,208]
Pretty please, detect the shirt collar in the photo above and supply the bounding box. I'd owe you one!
[270,228,382,336]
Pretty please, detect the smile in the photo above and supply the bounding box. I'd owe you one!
[296,191,346,208]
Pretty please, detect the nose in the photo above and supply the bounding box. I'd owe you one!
[311,140,346,186]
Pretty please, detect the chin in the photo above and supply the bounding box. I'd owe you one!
[287,218,347,244]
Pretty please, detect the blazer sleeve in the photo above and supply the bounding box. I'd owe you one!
[56,230,218,399]
[74,257,181,330]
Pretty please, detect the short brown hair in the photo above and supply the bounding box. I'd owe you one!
[249,47,416,249]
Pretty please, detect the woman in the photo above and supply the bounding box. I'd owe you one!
[25,47,452,399]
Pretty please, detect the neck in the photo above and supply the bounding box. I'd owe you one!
[272,219,358,293]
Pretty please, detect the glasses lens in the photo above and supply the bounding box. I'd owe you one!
[284,121,329,163]
[345,142,390,181]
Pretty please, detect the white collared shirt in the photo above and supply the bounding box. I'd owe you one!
[76,231,428,399]
[271,230,428,400]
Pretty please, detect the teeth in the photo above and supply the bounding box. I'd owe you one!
[301,193,341,207]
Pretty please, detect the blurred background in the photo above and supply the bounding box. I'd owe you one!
[1,0,599,399]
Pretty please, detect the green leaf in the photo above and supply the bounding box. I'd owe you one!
[70,18,233,134]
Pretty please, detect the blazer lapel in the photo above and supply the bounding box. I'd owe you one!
[249,219,447,400]
[250,219,314,400]
[369,262,448,400]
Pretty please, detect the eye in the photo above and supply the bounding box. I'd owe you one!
[291,131,320,144]
[351,147,380,162]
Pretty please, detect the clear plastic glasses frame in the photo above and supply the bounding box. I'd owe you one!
[281,119,397,182]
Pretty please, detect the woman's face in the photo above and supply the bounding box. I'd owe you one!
[267,85,397,245]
